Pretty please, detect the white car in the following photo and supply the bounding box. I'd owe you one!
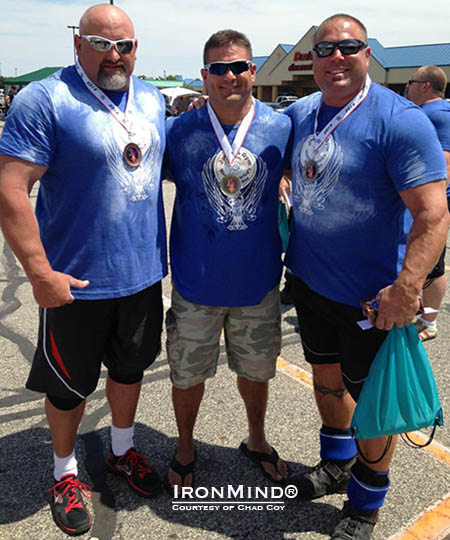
[275,95,298,105]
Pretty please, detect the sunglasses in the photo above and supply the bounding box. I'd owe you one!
[408,79,427,85]
[80,35,136,55]
[204,60,253,76]
[313,39,367,58]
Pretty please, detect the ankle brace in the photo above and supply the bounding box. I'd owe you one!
[320,426,357,462]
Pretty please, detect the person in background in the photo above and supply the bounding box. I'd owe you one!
[406,65,450,341]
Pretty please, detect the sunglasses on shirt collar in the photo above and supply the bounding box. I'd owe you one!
[313,39,367,58]
[204,60,253,76]
[80,35,136,54]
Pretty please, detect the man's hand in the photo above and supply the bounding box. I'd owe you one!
[188,95,208,111]
[374,283,420,330]
[31,271,90,308]
[279,175,291,204]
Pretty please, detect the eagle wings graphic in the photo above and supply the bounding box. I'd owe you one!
[202,150,268,231]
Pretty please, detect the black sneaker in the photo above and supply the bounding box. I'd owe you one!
[288,458,355,500]
[107,447,161,498]
[49,474,92,536]
[331,500,379,539]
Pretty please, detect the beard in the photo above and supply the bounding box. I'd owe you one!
[97,64,129,90]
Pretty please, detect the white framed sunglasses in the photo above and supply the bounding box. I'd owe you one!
[80,35,136,54]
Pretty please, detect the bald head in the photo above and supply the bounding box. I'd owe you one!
[407,65,447,105]
[75,3,137,91]
[79,4,134,37]
[313,13,367,44]
[419,66,447,97]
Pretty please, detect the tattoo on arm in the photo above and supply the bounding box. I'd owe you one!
[313,382,348,399]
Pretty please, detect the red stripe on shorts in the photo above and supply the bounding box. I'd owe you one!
[49,329,71,380]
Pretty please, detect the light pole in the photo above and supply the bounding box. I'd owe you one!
[67,25,79,63]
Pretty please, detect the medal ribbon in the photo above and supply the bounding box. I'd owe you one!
[312,75,371,152]
[206,99,255,165]
[75,61,136,139]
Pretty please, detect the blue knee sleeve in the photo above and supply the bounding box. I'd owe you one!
[320,429,356,461]
[347,472,390,511]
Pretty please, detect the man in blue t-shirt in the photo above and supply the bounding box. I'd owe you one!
[406,66,450,341]
[0,5,167,536]
[283,14,448,540]
[164,29,291,494]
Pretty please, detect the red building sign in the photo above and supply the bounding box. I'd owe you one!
[288,51,313,72]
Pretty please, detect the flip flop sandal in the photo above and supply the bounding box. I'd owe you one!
[164,455,196,497]
[239,439,286,483]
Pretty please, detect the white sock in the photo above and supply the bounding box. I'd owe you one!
[419,317,437,329]
[54,450,78,481]
[111,424,134,457]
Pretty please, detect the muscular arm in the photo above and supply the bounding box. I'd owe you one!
[0,155,89,307]
[376,179,450,330]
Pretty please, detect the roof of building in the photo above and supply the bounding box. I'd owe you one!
[183,78,204,89]
[4,67,62,84]
[280,44,294,54]
[253,55,269,71]
[144,79,184,88]
[379,42,450,68]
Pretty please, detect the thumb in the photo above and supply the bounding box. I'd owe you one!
[68,276,90,289]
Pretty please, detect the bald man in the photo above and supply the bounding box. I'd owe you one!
[0,4,167,535]
[406,65,450,341]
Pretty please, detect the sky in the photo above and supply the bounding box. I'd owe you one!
[1,0,449,80]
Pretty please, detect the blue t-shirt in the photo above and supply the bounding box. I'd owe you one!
[285,83,447,307]
[422,99,450,197]
[165,100,292,306]
[0,66,168,299]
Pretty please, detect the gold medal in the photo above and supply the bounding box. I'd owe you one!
[302,159,319,183]
[123,142,142,168]
[220,174,242,197]
[213,149,256,193]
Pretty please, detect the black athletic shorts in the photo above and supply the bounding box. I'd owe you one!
[290,275,387,400]
[26,282,163,400]
[427,246,446,279]
[426,197,450,279]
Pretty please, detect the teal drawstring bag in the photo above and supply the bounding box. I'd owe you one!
[351,324,443,442]
[278,201,290,253]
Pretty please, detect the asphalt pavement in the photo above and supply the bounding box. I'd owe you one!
[0,139,449,540]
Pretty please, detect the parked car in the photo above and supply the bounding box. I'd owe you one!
[275,95,298,105]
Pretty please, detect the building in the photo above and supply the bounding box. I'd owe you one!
[3,67,63,93]
[254,27,450,102]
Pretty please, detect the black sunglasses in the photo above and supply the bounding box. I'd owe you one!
[204,60,253,76]
[408,79,427,85]
[313,39,367,58]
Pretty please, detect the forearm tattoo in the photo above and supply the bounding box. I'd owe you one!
[313,382,349,400]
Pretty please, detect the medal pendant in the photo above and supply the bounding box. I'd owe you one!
[123,142,142,168]
[302,159,319,183]
[220,174,242,197]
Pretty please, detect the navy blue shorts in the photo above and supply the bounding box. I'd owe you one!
[27,282,163,400]
[290,275,387,400]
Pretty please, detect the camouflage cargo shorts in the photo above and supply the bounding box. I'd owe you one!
[166,285,281,389]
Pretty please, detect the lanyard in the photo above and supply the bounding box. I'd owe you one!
[312,75,371,152]
[75,61,136,139]
[206,99,255,164]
